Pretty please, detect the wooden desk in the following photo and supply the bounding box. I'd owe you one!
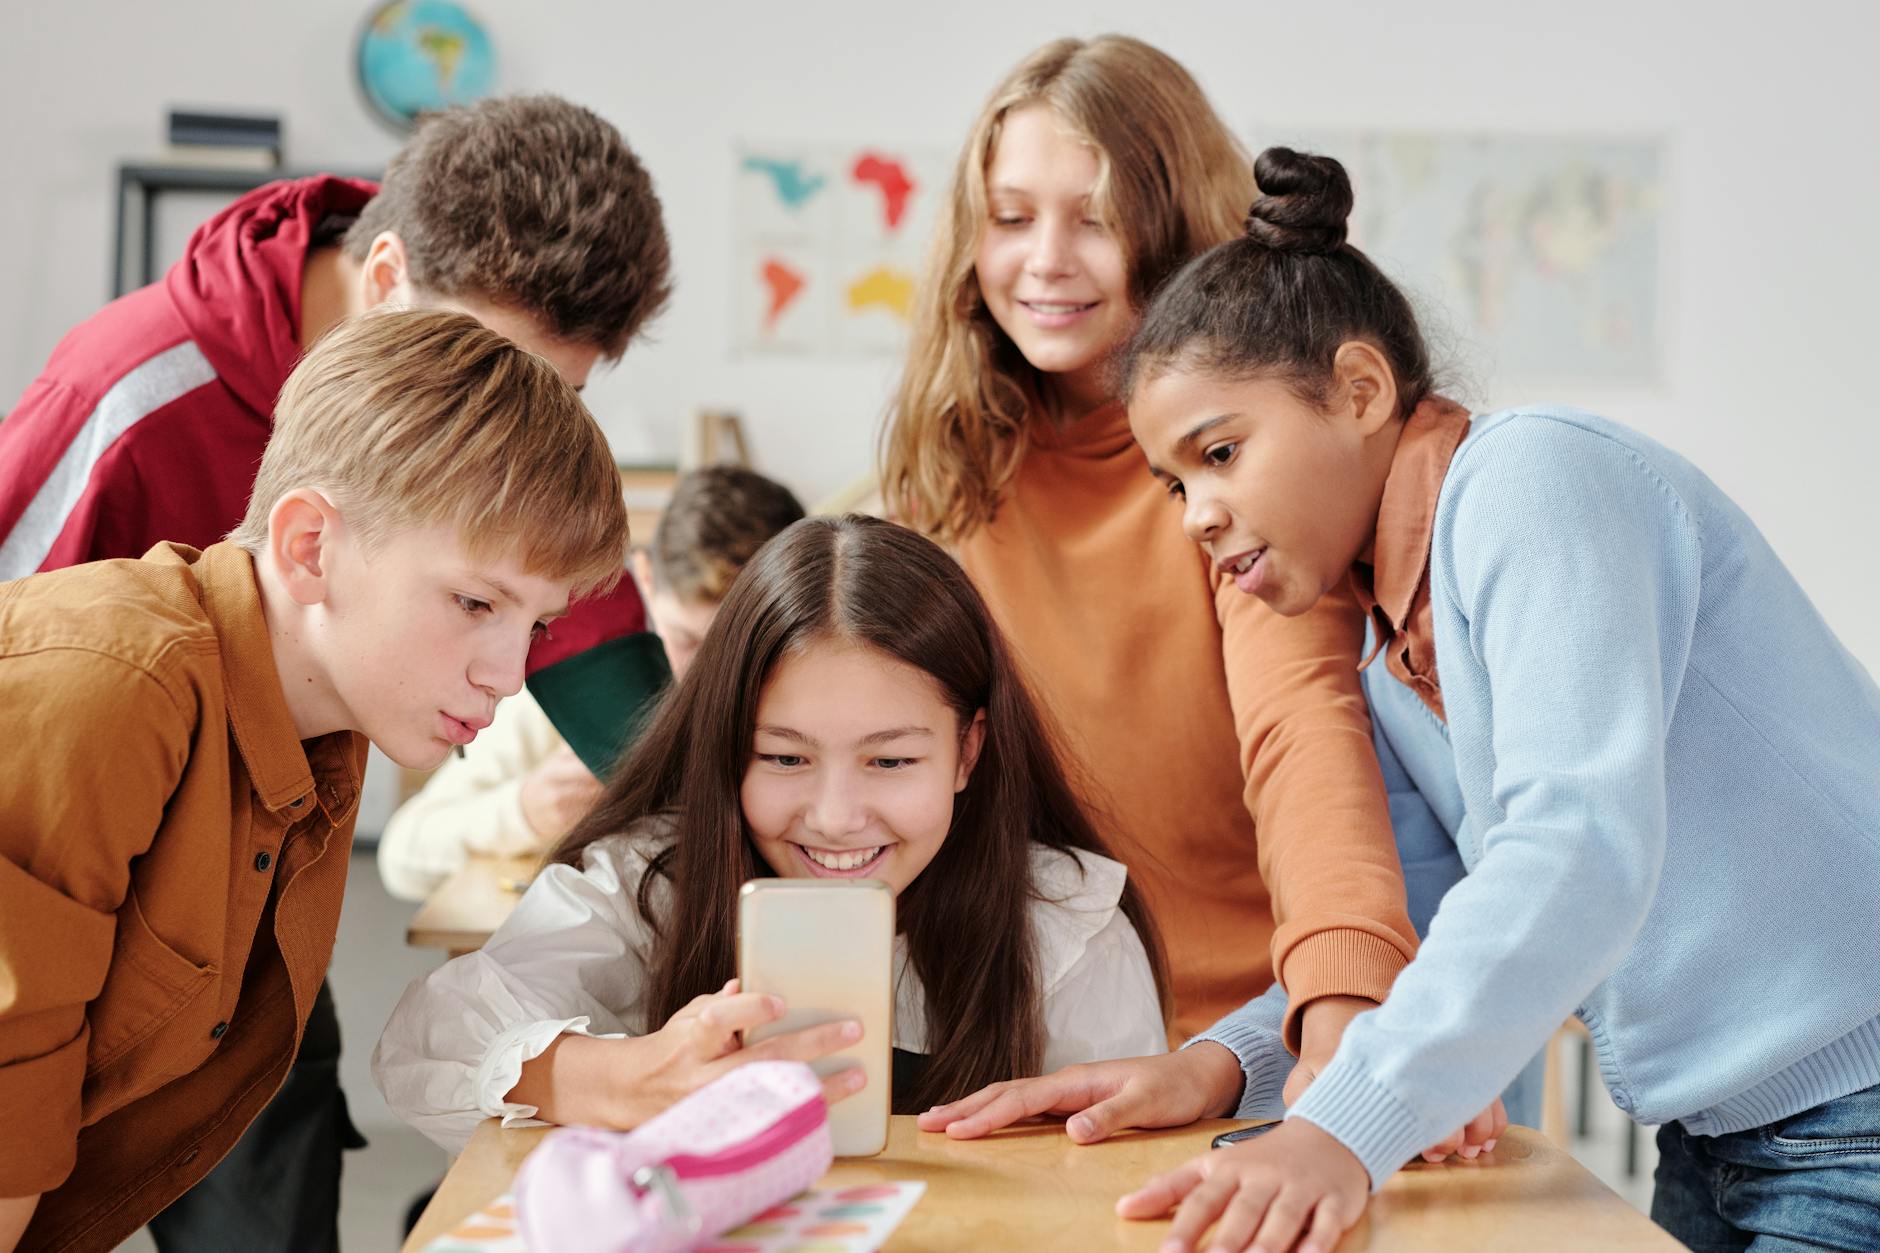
[405,854,540,958]
[405,1117,1677,1251]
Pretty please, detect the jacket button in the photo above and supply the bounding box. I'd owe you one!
[254,851,272,871]
[180,1148,200,1167]
[210,1022,228,1039]
[289,796,306,808]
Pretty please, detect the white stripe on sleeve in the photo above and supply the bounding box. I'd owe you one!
[0,340,218,578]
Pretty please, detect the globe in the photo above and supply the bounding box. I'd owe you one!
[356,0,497,132]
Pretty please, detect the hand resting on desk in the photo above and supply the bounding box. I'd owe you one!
[918,1040,1508,1252]
[917,1045,1246,1143]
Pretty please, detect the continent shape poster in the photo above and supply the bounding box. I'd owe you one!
[736,144,951,355]
[1256,127,1666,387]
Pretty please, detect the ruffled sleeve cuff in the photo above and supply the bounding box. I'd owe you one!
[474,1016,625,1128]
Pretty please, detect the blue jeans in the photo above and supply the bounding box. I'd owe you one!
[1652,1080,1880,1250]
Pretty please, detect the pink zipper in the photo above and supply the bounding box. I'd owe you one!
[662,1096,826,1180]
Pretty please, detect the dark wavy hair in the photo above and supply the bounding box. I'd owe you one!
[552,514,1169,1111]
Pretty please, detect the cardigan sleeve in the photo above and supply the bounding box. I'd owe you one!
[1288,419,1702,1187]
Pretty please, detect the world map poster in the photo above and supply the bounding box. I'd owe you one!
[735,144,952,355]
[1258,127,1666,387]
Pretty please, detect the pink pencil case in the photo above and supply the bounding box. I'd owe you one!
[513,1060,833,1253]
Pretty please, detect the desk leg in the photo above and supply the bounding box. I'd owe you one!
[141,185,157,289]
[113,168,132,299]
[1576,1035,1593,1137]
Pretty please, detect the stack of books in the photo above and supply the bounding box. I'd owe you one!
[160,110,282,170]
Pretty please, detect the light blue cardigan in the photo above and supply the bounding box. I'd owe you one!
[1194,407,1880,1186]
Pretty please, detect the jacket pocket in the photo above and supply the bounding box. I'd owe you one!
[87,889,218,1075]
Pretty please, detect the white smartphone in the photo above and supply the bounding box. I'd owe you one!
[737,878,893,1156]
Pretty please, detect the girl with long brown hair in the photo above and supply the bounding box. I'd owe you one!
[881,34,1418,1106]
[373,515,1169,1150]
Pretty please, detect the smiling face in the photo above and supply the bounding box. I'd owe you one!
[298,519,575,769]
[1129,352,1403,617]
[973,105,1134,415]
[740,638,985,895]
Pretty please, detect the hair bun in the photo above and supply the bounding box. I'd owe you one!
[1244,147,1353,254]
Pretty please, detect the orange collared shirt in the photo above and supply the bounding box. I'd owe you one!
[0,542,365,1252]
[1350,396,1474,723]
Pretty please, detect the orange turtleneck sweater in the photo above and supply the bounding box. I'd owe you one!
[954,402,1416,1043]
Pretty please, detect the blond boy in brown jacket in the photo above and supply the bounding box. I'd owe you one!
[0,308,628,1252]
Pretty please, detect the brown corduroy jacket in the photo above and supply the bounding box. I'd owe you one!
[0,542,365,1252]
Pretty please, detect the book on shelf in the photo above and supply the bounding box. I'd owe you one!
[160,109,282,169]
[167,108,281,148]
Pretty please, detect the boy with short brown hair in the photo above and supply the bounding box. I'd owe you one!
[0,309,627,1253]
[340,94,671,361]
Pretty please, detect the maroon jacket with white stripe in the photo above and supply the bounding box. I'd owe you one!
[0,177,373,577]
[0,176,662,767]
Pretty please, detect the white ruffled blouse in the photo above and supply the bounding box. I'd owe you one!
[372,833,1167,1150]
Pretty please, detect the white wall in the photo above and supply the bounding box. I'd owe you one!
[4,1,1877,671]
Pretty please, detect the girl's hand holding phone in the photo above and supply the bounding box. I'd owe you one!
[620,979,866,1123]
[915,1043,1245,1142]
[510,979,864,1131]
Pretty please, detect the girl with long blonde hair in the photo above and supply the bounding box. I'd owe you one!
[883,34,1428,1125]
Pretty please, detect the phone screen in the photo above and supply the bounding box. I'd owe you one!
[738,879,894,1156]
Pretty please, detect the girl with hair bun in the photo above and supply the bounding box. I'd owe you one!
[883,36,1433,1127]
[1063,146,1880,1252]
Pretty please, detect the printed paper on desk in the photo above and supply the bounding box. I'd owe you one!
[700,1181,924,1252]
[419,1181,925,1252]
